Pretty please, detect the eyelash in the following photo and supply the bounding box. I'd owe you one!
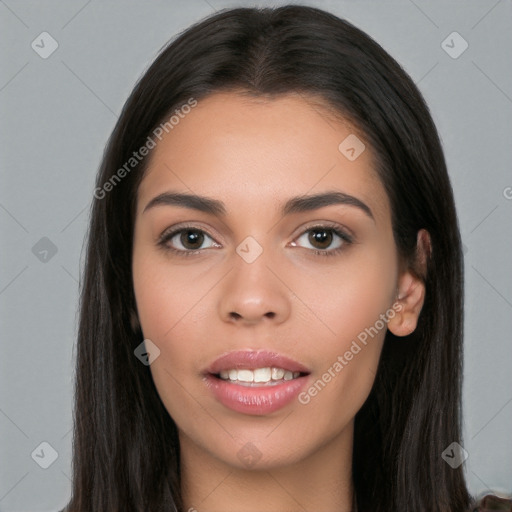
[157,222,354,258]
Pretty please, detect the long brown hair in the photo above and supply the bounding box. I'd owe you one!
[63,6,473,511]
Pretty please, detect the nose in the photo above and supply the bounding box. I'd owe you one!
[218,250,291,326]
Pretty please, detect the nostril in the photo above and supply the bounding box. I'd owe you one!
[228,311,276,320]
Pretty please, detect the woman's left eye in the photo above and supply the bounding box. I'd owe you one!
[291,226,353,256]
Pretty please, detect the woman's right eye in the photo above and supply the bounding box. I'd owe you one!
[158,227,220,256]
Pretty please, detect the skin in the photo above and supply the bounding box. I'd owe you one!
[132,91,428,512]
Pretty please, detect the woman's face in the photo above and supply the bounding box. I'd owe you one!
[132,91,404,470]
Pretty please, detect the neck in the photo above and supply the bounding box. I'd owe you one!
[180,421,355,512]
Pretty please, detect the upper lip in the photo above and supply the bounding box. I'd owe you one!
[205,350,311,375]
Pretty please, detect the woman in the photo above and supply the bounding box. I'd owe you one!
[62,5,511,512]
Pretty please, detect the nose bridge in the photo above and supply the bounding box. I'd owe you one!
[218,238,291,324]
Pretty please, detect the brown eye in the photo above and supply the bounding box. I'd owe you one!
[291,225,352,257]
[308,229,333,250]
[158,227,219,254]
[179,229,205,249]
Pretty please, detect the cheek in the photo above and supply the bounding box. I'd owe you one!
[293,242,396,347]
[132,247,220,345]
[290,244,396,416]
[132,250,224,422]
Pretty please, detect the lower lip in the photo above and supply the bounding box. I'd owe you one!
[204,374,309,415]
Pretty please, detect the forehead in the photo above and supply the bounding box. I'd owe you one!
[136,91,390,223]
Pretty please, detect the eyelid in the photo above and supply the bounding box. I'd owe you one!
[157,222,222,244]
[288,220,354,242]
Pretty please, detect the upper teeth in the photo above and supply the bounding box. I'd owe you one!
[219,367,300,383]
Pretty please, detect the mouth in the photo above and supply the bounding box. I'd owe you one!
[203,350,311,415]
[213,367,307,386]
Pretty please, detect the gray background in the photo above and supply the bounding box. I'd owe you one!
[1,0,511,510]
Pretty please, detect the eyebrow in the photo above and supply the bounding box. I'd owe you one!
[143,190,374,221]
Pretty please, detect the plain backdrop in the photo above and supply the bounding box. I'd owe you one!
[0,1,511,510]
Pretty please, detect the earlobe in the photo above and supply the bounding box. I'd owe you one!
[387,275,426,336]
[387,229,431,337]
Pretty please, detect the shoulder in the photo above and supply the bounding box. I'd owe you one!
[470,494,512,511]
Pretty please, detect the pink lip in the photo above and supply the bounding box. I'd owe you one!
[203,350,311,416]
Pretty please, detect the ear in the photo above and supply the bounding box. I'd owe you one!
[387,229,431,337]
